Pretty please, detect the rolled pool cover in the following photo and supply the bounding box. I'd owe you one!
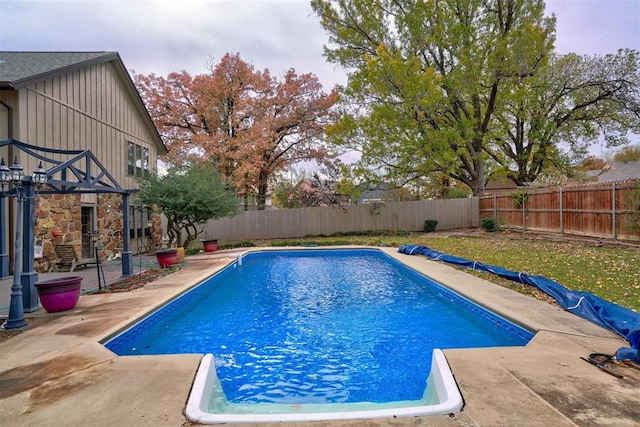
[398,245,640,362]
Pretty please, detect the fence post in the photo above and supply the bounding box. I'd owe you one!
[522,197,526,231]
[493,194,497,218]
[612,183,617,240]
[559,188,563,234]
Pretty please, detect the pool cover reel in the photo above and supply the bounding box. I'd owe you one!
[398,245,640,362]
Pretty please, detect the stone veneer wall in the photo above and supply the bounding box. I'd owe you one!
[96,193,125,256]
[35,193,83,273]
[33,193,161,273]
[146,205,164,253]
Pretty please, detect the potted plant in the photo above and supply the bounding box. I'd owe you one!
[35,276,83,312]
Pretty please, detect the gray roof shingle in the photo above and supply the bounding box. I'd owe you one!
[0,51,117,87]
[593,161,640,183]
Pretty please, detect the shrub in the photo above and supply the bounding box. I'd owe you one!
[423,219,438,232]
[480,217,500,232]
[134,163,238,249]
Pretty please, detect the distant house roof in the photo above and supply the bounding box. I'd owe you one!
[0,51,167,154]
[485,176,518,191]
[356,182,393,204]
[590,161,640,183]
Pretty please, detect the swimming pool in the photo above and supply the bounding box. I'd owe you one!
[104,248,533,422]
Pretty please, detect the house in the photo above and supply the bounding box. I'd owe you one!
[483,176,518,194]
[0,51,167,277]
[587,161,640,184]
[355,182,400,204]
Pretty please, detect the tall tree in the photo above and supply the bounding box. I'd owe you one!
[135,53,339,209]
[488,50,640,185]
[312,0,555,195]
[612,144,640,162]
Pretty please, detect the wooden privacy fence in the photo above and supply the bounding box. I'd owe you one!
[480,182,640,241]
[204,197,479,241]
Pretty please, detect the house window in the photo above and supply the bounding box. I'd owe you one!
[143,147,150,176]
[129,206,151,249]
[127,142,150,177]
[127,142,135,175]
[135,144,142,176]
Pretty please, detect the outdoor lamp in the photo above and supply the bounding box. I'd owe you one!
[0,158,10,189]
[9,157,24,184]
[32,161,48,188]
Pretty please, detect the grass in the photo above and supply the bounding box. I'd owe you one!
[218,231,640,312]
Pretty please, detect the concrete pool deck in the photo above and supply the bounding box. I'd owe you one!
[0,247,638,426]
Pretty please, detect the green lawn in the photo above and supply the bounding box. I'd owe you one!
[222,232,640,312]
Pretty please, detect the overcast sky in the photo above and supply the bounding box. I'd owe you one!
[1,0,639,91]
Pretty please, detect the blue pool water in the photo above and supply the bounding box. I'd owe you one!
[105,249,532,405]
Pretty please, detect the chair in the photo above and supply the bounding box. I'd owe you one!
[49,244,97,272]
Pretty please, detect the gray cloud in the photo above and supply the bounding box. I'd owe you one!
[546,0,640,55]
[1,0,638,91]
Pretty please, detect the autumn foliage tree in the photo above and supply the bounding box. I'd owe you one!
[135,53,339,209]
[273,172,343,208]
[612,144,640,162]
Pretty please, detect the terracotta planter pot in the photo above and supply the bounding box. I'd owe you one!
[35,276,82,313]
[202,239,218,253]
[155,249,178,268]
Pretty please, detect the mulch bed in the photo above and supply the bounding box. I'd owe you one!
[88,263,186,293]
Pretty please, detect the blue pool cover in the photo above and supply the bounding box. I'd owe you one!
[398,245,640,361]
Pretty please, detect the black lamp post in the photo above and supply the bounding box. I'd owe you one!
[1,157,47,329]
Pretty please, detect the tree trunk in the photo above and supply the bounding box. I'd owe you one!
[256,172,269,210]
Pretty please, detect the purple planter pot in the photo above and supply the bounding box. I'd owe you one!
[155,249,178,268]
[35,276,83,313]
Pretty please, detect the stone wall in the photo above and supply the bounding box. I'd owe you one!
[96,193,124,256]
[33,193,161,273]
[35,193,83,273]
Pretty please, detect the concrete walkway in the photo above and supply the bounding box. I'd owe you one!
[0,247,638,426]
